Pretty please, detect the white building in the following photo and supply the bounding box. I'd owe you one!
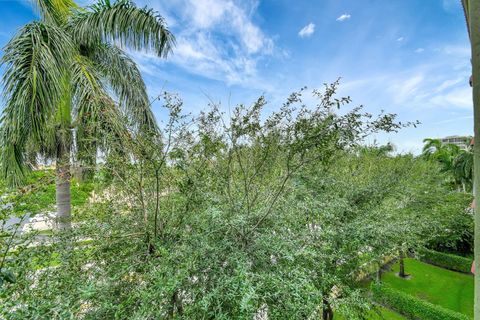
[440,135,471,149]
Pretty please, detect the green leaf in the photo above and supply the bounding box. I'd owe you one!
[2,270,16,284]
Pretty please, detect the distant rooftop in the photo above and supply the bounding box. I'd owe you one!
[440,135,472,149]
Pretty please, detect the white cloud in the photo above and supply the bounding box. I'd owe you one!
[183,0,273,55]
[132,32,273,90]
[188,0,229,28]
[415,48,425,53]
[397,37,404,42]
[388,74,424,104]
[395,139,425,155]
[131,0,276,88]
[171,34,259,84]
[341,42,471,114]
[336,14,351,22]
[434,78,463,93]
[298,23,315,38]
[380,71,470,112]
[430,87,472,109]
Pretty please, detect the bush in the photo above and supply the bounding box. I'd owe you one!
[417,248,472,274]
[426,191,473,255]
[371,282,469,320]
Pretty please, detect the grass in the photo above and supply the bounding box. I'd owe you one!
[383,258,473,318]
[337,306,406,319]
[365,307,406,320]
[1,169,94,217]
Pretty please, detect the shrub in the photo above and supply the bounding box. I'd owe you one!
[426,191,473,254]
[371,282,469,320]
[417,248,472,274]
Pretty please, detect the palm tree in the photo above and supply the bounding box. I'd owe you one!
[453,148,474,192]
[0,0,174,230]
[421,138,474,190]
[421,138,443,159]
[422,138,461,167]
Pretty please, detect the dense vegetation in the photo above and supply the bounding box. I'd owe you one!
[0,1,475,319]
[0,83,474,319]
[372,281,469,320]
[422,138,474,193]
[418,248,473,274]
[382,259,473,318]
[0,0,173,230]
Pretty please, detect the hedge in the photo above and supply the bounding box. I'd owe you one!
[417,248,472,274]
[371,282,469,320]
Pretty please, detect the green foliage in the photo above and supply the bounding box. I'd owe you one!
[422,138,473,192]
[382,258,473,318]
[453,151,473,190]
[425,192,473,254]
[70,0,174,57]
[0,84,417,319]
[337,306,406,320]
[1,1,472,318]
[371,282,469,320]
[0,21,74,185]
[0,169,93,216]
[0,270,16,287]
[0,86,470,319]
[0,0,174,186]
[417,249,472,274]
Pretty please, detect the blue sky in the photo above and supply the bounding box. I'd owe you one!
[0,0,473,153]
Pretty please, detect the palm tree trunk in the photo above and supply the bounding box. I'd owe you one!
[56,142,71,230]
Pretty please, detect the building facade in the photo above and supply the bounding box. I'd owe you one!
[440,135,471,149]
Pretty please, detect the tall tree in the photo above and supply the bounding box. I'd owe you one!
[462,0,480,318]
[453,148,474,192]
[0,0,174,229]
[422,138,474,191]
[422,138,443,157]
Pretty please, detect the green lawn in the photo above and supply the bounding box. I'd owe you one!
[337,306,406,319]
[365,307,406,320]
[1,169,94,219]
[383,258,473,318]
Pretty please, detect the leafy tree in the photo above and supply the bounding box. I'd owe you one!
[422,138,473,191]
[422,138,443,157]
[422,138,460,172]
[453,148,474,192]
[0,0,174,229]
[1,83,425,319]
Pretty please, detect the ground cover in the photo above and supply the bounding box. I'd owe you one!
[382,258,473,318]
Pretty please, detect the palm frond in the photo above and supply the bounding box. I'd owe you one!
[71,54,131,160]
[0,22,73,185]
[86,43,157,132]
[31,0,78,25]
[71,54,106,160]
[453,150,474,180]
[69,0,175,57]
[421,138,442,156]
[0,127,28,186]
[71,54,106,118]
